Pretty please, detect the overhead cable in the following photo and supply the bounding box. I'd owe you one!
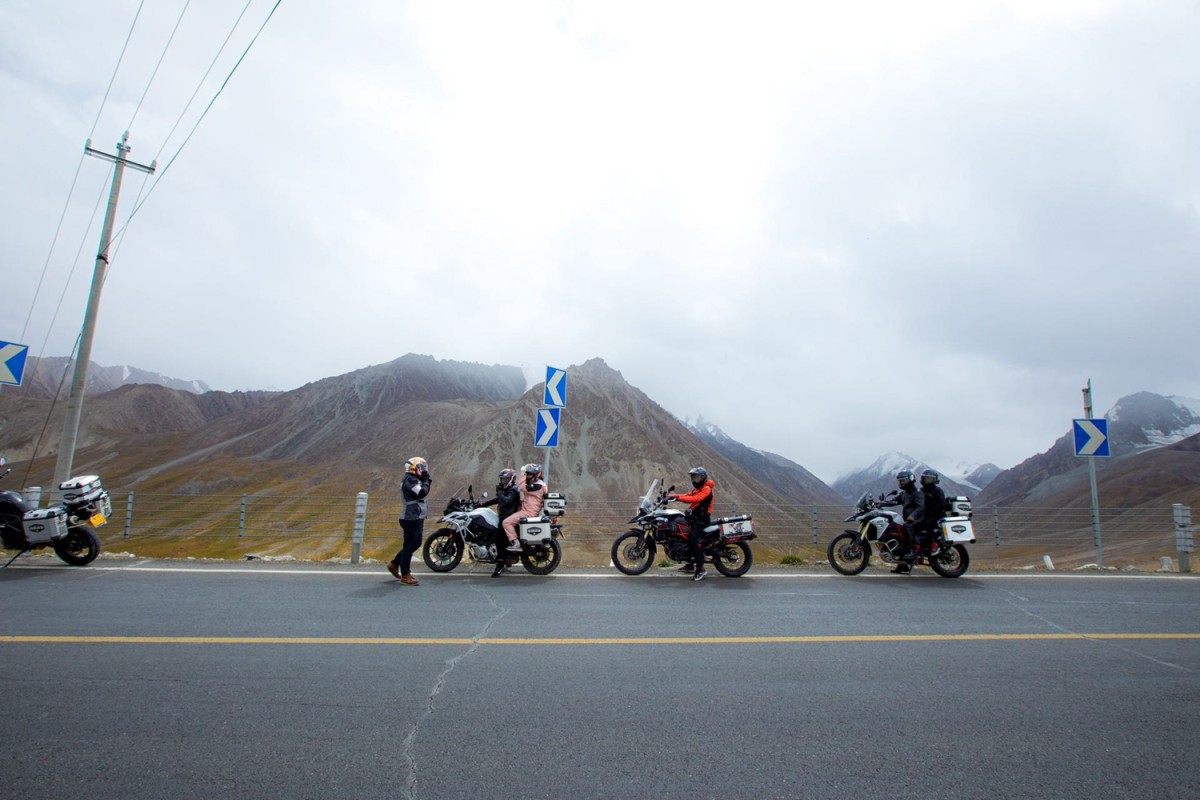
[116,0,285,237]
[21,0,147,342]
[126,0,194,132]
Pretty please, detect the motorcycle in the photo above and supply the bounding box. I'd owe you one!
[0,456,111,567]
[422,486,566,575]
[610,479,757,577]
[827,491,975,578]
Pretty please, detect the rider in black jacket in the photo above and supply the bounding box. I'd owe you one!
[480,468,521,577]
[918,469,948,559]
[882,470,925,574]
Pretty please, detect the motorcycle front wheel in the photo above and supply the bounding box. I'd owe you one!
[422,529,464,572]
[828,532,870,576]
[611,531,655,576]
[710,541,753,577]
[521,538,562,575]
[929,544,970,578]
[54,524,101,566]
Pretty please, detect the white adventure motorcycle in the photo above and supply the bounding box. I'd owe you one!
[827,491,975,578]
[422,486,566,575]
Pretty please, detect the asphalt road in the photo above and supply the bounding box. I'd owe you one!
[1,559,1198,800]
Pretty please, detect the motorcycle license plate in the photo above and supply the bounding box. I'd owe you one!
[89,512,107,527]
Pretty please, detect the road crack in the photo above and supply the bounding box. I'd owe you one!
[999,588,1191,673]
[401,579,510,800]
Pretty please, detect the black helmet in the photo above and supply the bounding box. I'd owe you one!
[920,469,940,486]
[896,470,915,489]
[522,463,543,482]
[688,467,708,488]
[497,468,517,490]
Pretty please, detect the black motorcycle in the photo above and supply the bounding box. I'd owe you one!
[0,457,111,567]
[610,480,756,577]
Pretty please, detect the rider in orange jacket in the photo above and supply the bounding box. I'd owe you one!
[669,467,715,582]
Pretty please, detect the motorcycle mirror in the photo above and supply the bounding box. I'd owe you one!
[482,491,489,499]
[668,484,675,492]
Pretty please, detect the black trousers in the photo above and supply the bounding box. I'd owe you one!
[393,518,425,574]
[688,515,710,566]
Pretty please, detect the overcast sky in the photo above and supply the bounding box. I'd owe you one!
[3,0,1198,483]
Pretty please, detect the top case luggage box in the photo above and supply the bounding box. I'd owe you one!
[946,496,972,518]
[544,492,567,517]
[59,475,104,504]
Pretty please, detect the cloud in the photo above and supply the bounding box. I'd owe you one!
[2,0,1197,481]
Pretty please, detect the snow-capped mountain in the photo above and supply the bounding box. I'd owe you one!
[960,463,1002,491]
[830,452,981,503]
[1110,393,1200,451]
[685,416,846,506]
[12,356,213,399]
[977,391,1200,507]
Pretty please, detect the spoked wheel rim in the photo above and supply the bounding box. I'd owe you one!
[828,532,869,576]
[711,542,753,577]
[521,539,562,575]
[611,530,654,575]
[930,544,969,578]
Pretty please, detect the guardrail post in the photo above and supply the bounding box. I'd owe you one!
[239,494,247,538]
[993,507,1001,547]
[811,505,819,545]
[351,492,368,564]
[1173,504,1193,573]
[124,491,135,538]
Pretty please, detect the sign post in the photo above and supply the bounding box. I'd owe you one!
[537,366,567,484]
[1074,379,1109,568]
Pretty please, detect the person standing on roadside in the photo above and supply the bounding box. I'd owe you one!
[387,457,431,586]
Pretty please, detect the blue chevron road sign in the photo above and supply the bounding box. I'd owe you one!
[0,341,30,386]
[1073,418,1110,457]
[536,407,561,448]
[544,366,567,408]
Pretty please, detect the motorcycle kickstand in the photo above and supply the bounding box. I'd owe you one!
[2,549,30,569]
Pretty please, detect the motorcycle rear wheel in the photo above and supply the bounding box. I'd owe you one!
[611,531,655,576]
[422,529,464,572]
[705,542,753,578]
[53,524,101,566]
[828,532,869,576]
[521,538,562,575]
[710,541,753,577]
[929,544,970,578]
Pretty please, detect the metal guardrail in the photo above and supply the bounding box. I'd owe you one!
[86,491,1192,571]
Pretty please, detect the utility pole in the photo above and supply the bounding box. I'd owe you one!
[52,132,155,495]
[1082,379,1104,568]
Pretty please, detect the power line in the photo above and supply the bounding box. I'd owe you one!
[116,0,285,236]
[21,0,148,342]
[126,0,194,132]
[90,0,147,140]
[112,0,259,262]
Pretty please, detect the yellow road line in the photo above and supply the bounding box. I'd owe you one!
[2,633,1198,645]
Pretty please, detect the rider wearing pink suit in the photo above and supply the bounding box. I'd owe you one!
[501,463,547,552]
